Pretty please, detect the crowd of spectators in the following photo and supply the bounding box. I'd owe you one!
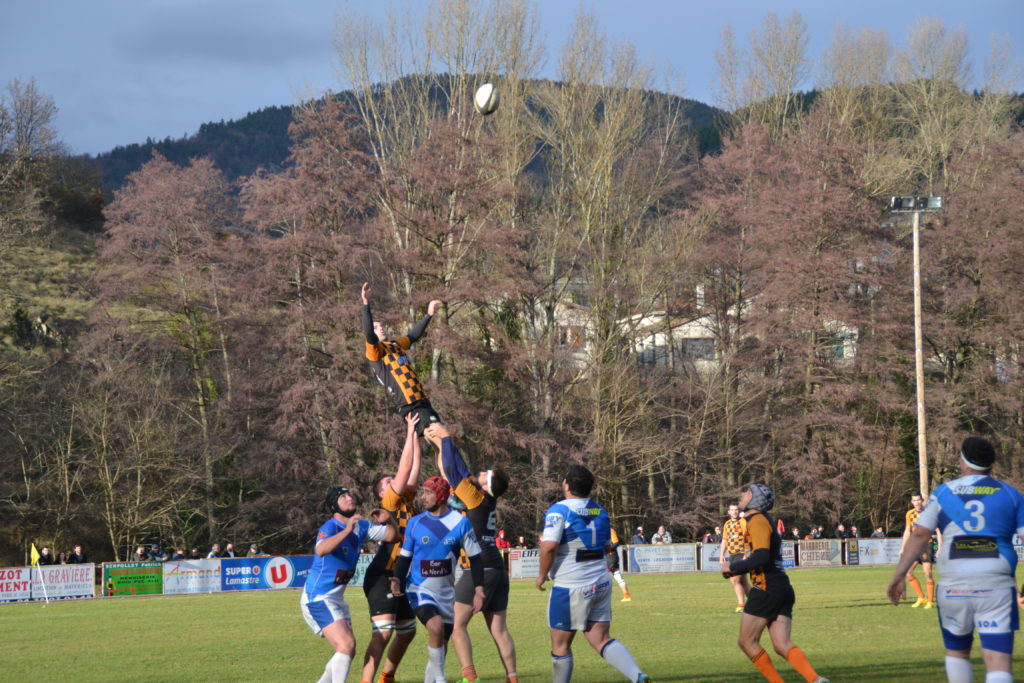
[32,541,268,565]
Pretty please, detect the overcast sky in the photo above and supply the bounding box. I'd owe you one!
[2,0,1021,156]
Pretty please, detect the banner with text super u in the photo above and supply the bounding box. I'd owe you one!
[628,544,697,573]
[795,539,842,567]
[508,549,540,579]
[221,556,316,591]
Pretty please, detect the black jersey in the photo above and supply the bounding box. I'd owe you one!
[453,477,503,570]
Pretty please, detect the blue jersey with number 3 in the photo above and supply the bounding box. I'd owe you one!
[541,498,610,587]
[917,474,1024,589]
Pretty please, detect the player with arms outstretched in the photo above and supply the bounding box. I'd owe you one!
[360,413,423,683]
[426,424,518,683]
[361,282,443,435]
[726,483,827,683]
[301,486,398,683]
[536,464,650,683]
[887,437,1024,683]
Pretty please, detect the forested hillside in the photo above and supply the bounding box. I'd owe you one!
[2,5,1023,567]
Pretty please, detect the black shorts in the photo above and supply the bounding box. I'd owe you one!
[744,583,795,622]
[728,553,746,570]
[605,550,619,572]
[454,567,509,612]
[363,566,415,621]
[917,539,936,564]
[398,400,442,436]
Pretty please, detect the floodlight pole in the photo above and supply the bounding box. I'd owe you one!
[911,209,928,498]
[889,196,942,499]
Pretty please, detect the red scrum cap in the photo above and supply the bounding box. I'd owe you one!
[422,476,450,505]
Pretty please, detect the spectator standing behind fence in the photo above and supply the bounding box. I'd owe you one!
[631,527,647,544]
[789,528,801,542]
[170,548,185,560]
[133,545,149,562]
[67,544,87,564]
[189,547,202,559]
[207,544,222,559]
[224,543,236,558]
[514,536,528,549]
[850,526,859,538]
[703,527,723,544]
[150,544,168,562]
[651,526,672,545]
[247,544,260,557]
[834,524,850,540]
[870,527,885,539]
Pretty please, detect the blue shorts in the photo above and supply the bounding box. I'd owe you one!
[548,579,612,631]
[300,590,350,635]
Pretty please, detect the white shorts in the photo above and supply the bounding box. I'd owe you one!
[300,591,351,635]
[407,584,455,624]
[937,584,1018,653]
[547,579,612,631]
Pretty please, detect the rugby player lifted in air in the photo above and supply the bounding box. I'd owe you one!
[360,413,423,683]
[301,487,398,683]
[725,483,827,683]
[536,464,650,683]
[390,475,486,683]
[426,423,518,683]
[361,282,443,436]
[887,437,1024,683]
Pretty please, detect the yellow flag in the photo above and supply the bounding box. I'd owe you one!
[30,543,40,566]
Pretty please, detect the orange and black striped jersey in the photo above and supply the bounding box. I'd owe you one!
[369,486,416,572]
[734,511,788,593]
[362,304,432,410]
[723,517,748,555]
[905,507,920,531]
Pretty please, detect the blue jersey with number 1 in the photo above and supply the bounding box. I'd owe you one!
[541,498,610,587]
[917,474,1024,589]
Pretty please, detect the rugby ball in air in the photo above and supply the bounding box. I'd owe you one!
[474,83,500,116]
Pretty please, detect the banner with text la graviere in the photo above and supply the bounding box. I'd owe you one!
[0,567,33,603]
[32,564,95,600]
[103,562,162,596]
[795,539,842,568]
[221,555,316,591]
[846,538,902,566]
[628,544,698,573]
[162,559,221,594]
[508,549,540,579]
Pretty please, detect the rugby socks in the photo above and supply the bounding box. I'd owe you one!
[379,675,395,683]
[784,646,820,682]
[551,653,574,683]
[319,653,352,683]
[600,639,643,681]
[926,579,936,602]
[460,665,478,681]
[505,674,519,683]
[612,570,627,588]
[985,672,1013,683]
[750,648,785,683]
[943,656,972,683]
[427,645,447,683]
[907,575,925,600]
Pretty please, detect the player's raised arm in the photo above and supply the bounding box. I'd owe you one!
[316,514,362,557]
[391,413,419,495]
[370,508,398,543]
[404,299,442,344]
[361,283,380,346]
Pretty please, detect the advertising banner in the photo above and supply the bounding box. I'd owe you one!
[795,540,842,568]
[0,567,33,603]
[700,543,722,572]
[32,564,94,600]
[103,562,163,596]
[781,541,795,569]
[628,544,697,573]
[163,559,221,594]
[508,549,540,579]
[847,538,902,566]
[221,555,318,591]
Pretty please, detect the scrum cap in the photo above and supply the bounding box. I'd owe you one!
[746,482,775,512]
[326,486,351,514]
[422,476,451,506]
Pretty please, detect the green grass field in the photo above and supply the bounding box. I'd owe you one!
[0,566,1006,681]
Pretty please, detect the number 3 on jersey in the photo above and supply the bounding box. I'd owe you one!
[963,500,985,532]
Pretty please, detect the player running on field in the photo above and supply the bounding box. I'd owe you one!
[720,503,750,613]
[900,492,941,609]
[361,282,443,436]
[390,476,486,683]
[536,464,650,683]
[301,486,398,683]
[725,483,827,683]
[426,424,517,683]
[360,413,422,683]
[887,437,1024,683]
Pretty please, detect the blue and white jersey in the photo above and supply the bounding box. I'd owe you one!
[917,474,1024,589]
[541,498,611,587]
[400,509,481,594]
[304,517,387,599]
